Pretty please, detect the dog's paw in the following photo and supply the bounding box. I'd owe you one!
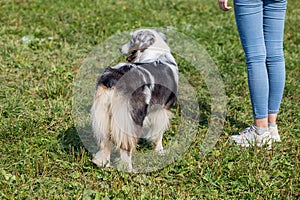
[156,149,166,155]
[116,161,135,173]
[92,157,110,168]
[92,151,110,168]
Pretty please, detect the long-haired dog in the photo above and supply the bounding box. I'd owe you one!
[91,29,178,171]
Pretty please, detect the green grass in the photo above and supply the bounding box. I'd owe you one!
[1,0,299,199]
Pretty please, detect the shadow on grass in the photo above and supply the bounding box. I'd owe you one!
[55,99,245,167]
[225,116,249,135]
[57,127,85,155]
[198,101,210,127]
[198,99,249,137]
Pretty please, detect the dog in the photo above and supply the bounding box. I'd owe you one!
[91,29,178,171]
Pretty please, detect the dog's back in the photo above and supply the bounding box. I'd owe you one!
[136,61,177,109]
[91,61,177,147]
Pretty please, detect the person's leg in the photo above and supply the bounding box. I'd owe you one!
[264,0,287,142]
[268,113,277,124]
[255,118,268,128]
[230,0,272,147]
[234,0,269,128]
[263,0,287,125]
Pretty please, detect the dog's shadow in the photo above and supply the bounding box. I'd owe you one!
[57,98,248,155]
[56,100,232,155]
[57,127,87,157]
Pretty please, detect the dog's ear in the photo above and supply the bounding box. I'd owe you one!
[155,30,168,43]
[139,31,155,43]
[136,30,155,49]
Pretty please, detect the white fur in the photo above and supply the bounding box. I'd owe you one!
[91,86,139,149]
[91,86,139,169]
[90,86,113,167]
[110,90,139,150]
[91,86,113,144]
[142,106,173,153]
[120,149,133,171]
[139,31,171,63]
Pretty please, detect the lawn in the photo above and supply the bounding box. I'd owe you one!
[0,0,299,199]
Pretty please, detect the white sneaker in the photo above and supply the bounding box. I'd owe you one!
[229,126,272,148]
[269,125,281,142]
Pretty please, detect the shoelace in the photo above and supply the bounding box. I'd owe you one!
[240,126,256,135]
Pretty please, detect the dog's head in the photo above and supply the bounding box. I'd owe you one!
[120,29,169,63]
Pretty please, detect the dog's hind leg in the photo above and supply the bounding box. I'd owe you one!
[153,134,164,155]
[145,106,173,154]
[119,148,133,172]
[91,86,114,168]
[110,90,142,172]
[92,140,112,167]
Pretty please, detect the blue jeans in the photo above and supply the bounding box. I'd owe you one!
[234,0,287,119]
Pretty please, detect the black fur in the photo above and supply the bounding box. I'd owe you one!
[130,86,149,127]
[97,65,134,88]
[136,62,177,109]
